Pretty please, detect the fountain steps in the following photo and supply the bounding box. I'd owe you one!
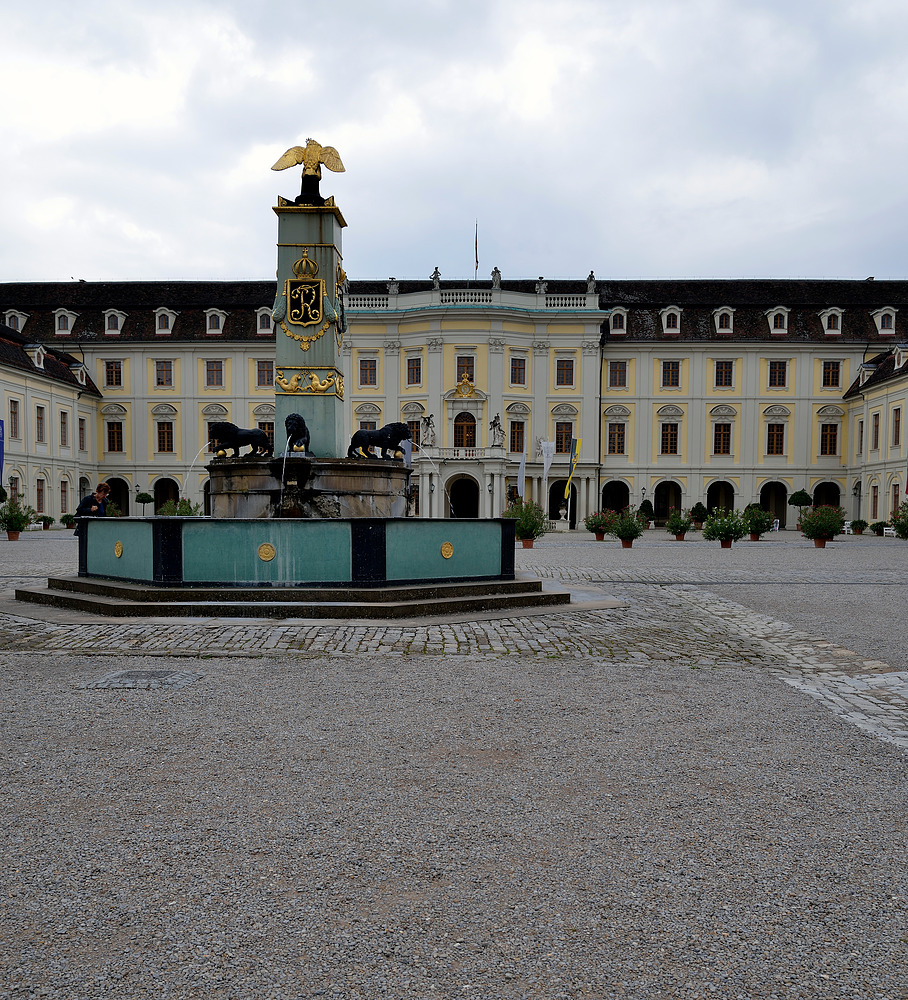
[16,575,569,620]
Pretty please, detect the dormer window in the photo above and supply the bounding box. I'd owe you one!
[4,310,27,332]
[859,363,877,386]
[765,307,790,336]
[205,309,227,335]
[818,308,843,335]
[659,306,682,336]
[256,307,274,335]
[25,344,46,369]
[155,308,178,335]
[104,310,127,336]
[713,307,735,335]
[610,308,627,334]
[54,309,77,335]
[70,363,87,386]
[872,308,897,336]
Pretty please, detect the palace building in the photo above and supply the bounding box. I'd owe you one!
[1,275,906,527]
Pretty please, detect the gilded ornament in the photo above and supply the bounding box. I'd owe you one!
[455,373,476,397]
[114,541,123,559]
[275,368,344,399]
[258,543,277,562]
[272,139,345,180]
[440,542,454,559]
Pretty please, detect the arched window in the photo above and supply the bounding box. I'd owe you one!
[158,314,170,330]
[454,412,476,447]
[209,315,220,330]
[718,312,730,329]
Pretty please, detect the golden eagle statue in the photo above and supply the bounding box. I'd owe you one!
[272,139,345,180]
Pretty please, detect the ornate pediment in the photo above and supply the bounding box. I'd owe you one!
[604,404,630,417]
[551,403,578,416]
[506,401,531,415]
[151,403,178,417]
[817,404,844,417]
[355,402,382,415]
[656,404,684,417]
[764,404,790,417]
[201,403,229,417]
[401,401,426,414]
[253,403,275,417]
[100,403,127,416]
[710,404,737,417]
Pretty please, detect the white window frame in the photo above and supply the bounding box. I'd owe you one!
[765,306,790,335]
[818,308,843,336]
[104,309,127,335]
[54,308,78,335]
[659,306,682,336]
[712,307,735,335]
[871,307,897,336]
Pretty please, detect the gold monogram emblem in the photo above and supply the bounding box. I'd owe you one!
[114,541,123,558]
[258,543,276,562]
[440,542,454,559]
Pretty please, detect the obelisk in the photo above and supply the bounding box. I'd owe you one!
[271,139,348,457]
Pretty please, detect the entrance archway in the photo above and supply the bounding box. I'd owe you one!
[106,477,130,516]
[760,481,788,528]
[448,477,479,518]
[654,481,682,520]
[601,480,630,512]
[707,480,735,512]
[453,412,476,448]
[153,478,180,512]
[549,480,577,528]
[813,481,841,507]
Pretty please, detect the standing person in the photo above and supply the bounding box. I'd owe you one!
[74,483,111,537]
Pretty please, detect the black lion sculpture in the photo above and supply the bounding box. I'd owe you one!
[209,421,273,458]
[347,421,411,460]
[285,413,311,456]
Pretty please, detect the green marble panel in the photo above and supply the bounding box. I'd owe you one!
[86,519,154,580]
[385,520,502,581]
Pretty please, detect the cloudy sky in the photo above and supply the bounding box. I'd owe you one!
[3,0,908,284]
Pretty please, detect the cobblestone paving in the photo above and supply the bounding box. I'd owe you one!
[2,532,908,753]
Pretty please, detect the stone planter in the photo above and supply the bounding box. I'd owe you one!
[594,532,605,541]
[520,539,534,549]
[620,539,633,548]
[6,531,20,541]
[720,539,733,549]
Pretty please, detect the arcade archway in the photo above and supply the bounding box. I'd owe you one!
[448,476,479,518]
[654,481,682,520]
[813,481,841,508]
[106,477,130,516]
[707,480,735,512]
[601,480,630,512]
[153,478,180,512]
[549,480,577,528]
[760,481,788,528]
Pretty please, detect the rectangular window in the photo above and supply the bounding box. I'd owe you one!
[9,477,19,500]
[872,413,880,450]
[60,481,68,514]
[713,423,731,455]
[768,360,787,387]
[36,478,45,514]
[107,421,123,452]
[257,421,275,451]
[509,420,525,454]
[9,400,19,438]
[660,422,678,454]
[820,423,838,456]
[36,405,45,443]
[893,484,901,517]
[510,356,526,385]
[608,422,625,455]
[555,421,573,453]
[662,360,680,387]
[822,361,840,388]
[256,360,273,388]
[893,408,901,448]
[205,360,224,388]
[556,358,574,386]
[207,421,219,454]
[407,420,421,450]
[872,484,879,520]
[714,360,733,387]
[406,356,422,385]
[767,422,785,455]
[456,355,475,382]
[359,358,377,386]
[858,419,864,456]
[157,421,174,453]
[79,418,86,452]
[609,361,627,388]
[105,360,122,387]
[60,411,68,447]
[359,420,377,432]
[155,360,173,387]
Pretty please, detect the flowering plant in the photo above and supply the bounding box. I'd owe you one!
[798,505,846,541]
[664,508,693,535]
[611,507,645,541]
[702,507,746,543]
[502,498,548,540]
[584,510,617,534]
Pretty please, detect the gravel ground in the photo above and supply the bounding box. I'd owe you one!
[2,531,908,998]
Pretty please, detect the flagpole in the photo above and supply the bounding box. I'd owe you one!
[474,219,478,281]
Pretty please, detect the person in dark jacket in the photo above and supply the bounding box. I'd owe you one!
[74,482,111,536]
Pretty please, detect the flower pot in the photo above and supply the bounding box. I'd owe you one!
[6,531,20,541]
[520,539,534,549]
[675,533,686,541]
[594,532,605,541]
[621,539,633,548]
[813,538,828,548]
[749,532,760,542]
[693,522,703,530]
[853,529,863,535]
[720,539,732,549]
[42,522,50,530]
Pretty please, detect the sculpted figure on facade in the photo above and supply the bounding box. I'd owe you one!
[421,413,436,447]
[491,267,501,289]
[490,413,504,448]
[430,267,441,290]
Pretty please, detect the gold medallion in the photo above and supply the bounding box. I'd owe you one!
[258,543,276,562]
[440,542,454,559]
[114,541,123,559]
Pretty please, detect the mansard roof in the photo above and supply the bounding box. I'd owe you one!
[0,323,102,395]
[843,348,908,398]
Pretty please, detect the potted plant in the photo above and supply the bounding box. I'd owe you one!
[0,496,37,540]
[156,498,205,517]
[136,491,155,515]
[105,499,124,518]
[850,518,868,536]
[36,514,55,530]
[690,501,708,529]
[502,498,548,548]
[788,489,813,524]
[584,510,616,541]
[870,521,889,536]
[799,504,846,547]
[742,504,774,541]
[889,501,908,540]
[664,508,692,540]
[61,514,76,529]
[637,498,654,528]
[612,507,644,548]
[702,507,746,548]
